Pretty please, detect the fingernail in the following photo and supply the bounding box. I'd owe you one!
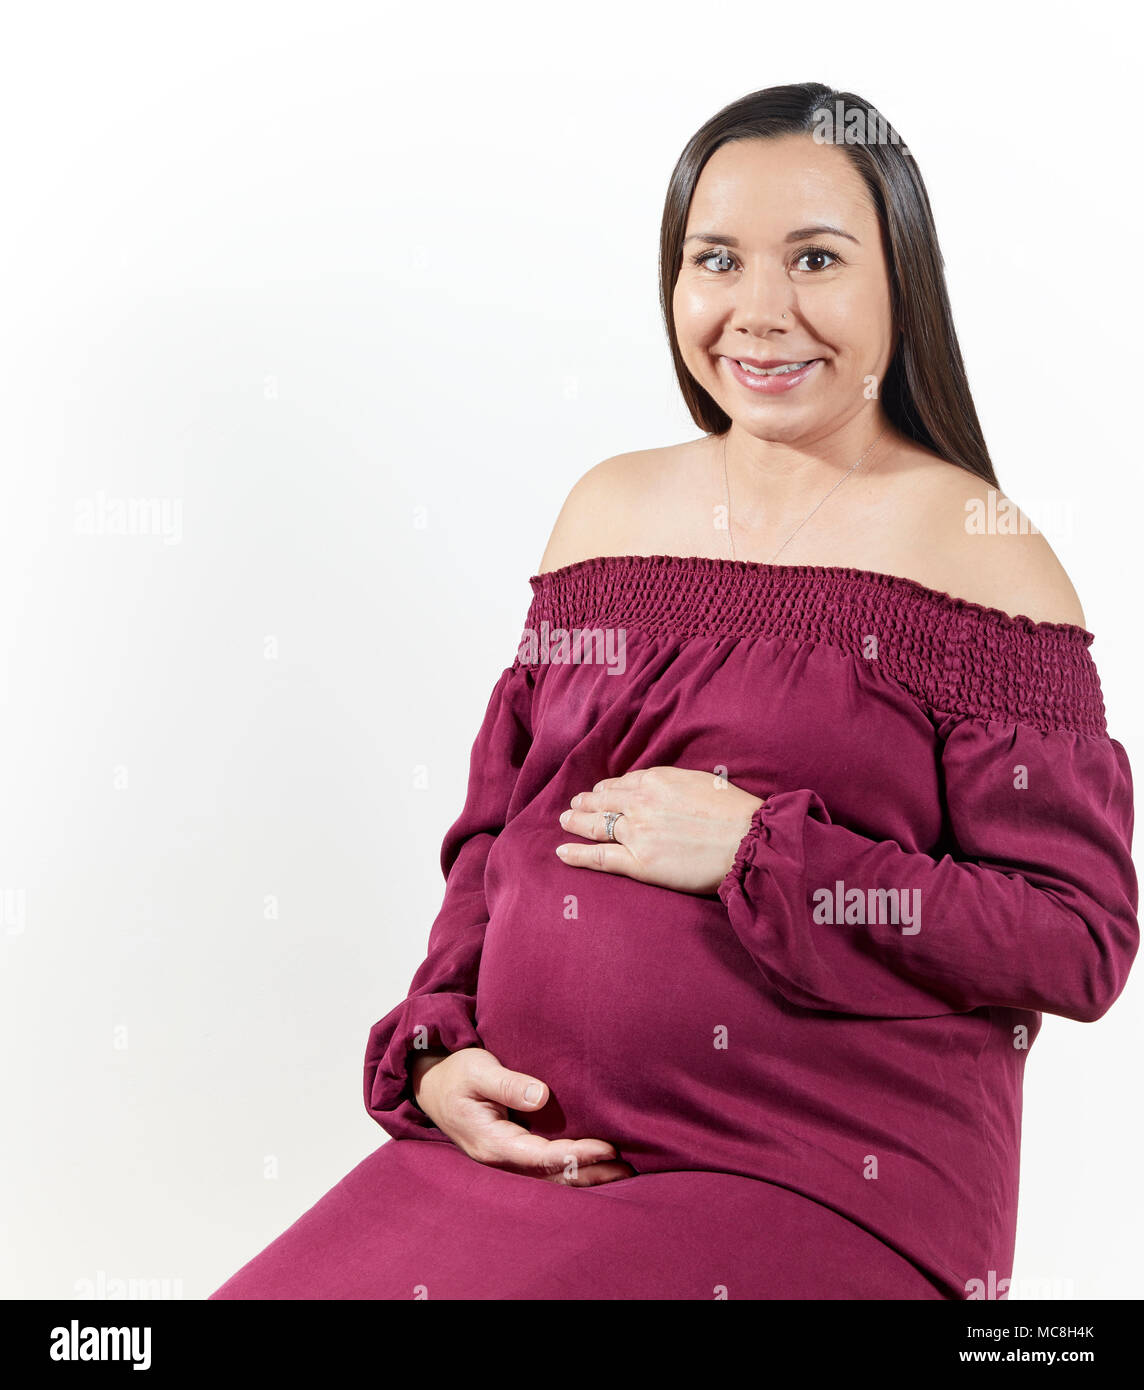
[570,794,582,807]
[524,1083,544,1104]
[555,845,568,857]
[559,809,570,824]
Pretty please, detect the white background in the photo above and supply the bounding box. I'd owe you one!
[1,0,1139,1300]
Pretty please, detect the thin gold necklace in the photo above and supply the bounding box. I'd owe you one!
[722,427,887,564]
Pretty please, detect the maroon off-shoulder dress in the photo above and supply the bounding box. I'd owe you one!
[210,556,1138,1300]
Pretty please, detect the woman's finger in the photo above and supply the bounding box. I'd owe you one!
[542,1159,637,1187]
[466,1119,620,1174]
[555,839,635,873]
[568,788,633,813]
[589,767,657,795]
[558,807,630,841]
[467,1058,551,1112]
[588,775,624,795]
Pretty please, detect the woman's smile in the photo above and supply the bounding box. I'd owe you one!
[721,354,824,393]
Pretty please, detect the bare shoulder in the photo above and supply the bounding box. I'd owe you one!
[908,458,1086,628]
[535,442,695,575]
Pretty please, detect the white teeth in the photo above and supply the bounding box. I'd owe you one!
[738,359,813,376]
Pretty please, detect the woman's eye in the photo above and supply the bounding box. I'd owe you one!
[794,248,841,273]
[695,248,735,272]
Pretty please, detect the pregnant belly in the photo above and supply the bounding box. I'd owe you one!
[476,822,786,1175]
[473,821,995,1296]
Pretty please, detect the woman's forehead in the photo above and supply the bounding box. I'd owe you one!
[687,137,875,232]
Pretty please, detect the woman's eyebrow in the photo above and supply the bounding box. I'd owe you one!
[683,224,861,246]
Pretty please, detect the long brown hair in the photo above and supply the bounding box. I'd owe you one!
[658,82,999,488]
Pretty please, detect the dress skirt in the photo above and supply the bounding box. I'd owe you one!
[209,1137,948,1300]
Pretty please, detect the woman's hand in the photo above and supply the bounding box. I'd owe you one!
[556,766,765,895]
[410,1046,636,1186]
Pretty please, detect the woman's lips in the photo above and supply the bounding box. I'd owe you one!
[722,356,823,393]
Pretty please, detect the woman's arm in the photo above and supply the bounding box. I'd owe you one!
[362,572,636,1183]
[363,663,534,1139]
[712,508,1136,1020]
[717,716,1138,1020]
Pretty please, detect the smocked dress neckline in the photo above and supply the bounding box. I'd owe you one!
[529,553,1094,640]
[522,552,1104,736]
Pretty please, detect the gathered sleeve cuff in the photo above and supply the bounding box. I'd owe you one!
[364,990,485,1142]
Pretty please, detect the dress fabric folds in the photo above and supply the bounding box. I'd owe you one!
[211,555,1138,1300]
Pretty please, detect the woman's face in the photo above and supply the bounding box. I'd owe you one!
[672,134,897,446]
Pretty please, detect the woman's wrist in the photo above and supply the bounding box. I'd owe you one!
[410,1046,451,1110]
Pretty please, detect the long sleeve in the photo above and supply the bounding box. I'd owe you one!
[363,659,534,1140]
[717,712,1138,1022]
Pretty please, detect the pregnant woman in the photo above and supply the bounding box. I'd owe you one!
[210,83,1138,1300]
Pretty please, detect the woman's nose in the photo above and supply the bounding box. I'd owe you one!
[728,264,795,336]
